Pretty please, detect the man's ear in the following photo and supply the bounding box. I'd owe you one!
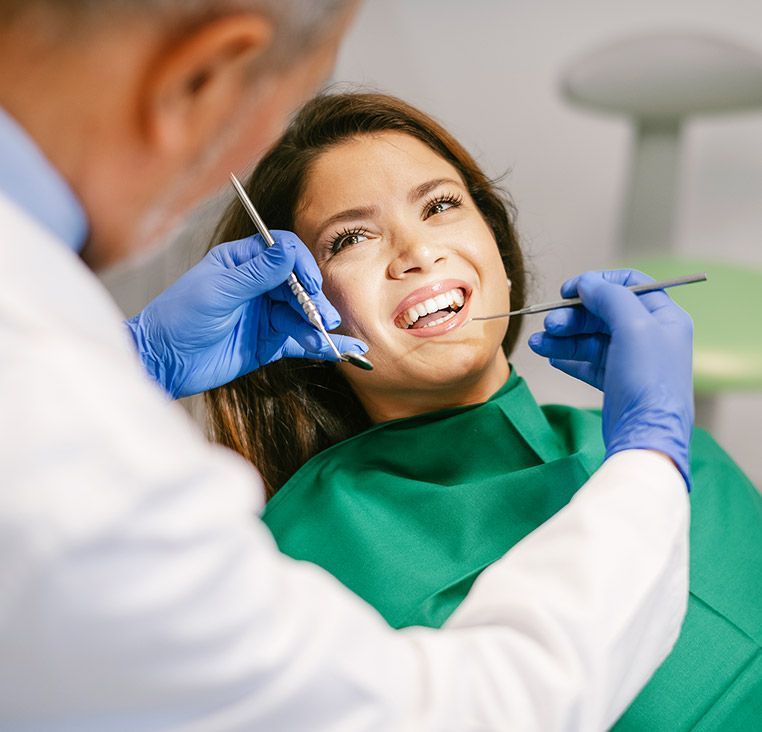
[139,14,275,160]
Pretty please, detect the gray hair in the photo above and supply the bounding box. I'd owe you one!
[1,1,353,61]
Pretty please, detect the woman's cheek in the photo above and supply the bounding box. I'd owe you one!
[322,276,369,339]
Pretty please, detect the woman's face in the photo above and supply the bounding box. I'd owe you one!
[295,131,512,418]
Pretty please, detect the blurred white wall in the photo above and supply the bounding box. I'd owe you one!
[102,0,762,485]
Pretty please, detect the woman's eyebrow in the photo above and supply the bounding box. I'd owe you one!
[317,205,379,236]
[408,177,463,203]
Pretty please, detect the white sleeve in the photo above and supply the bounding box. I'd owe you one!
[0,332,688,732]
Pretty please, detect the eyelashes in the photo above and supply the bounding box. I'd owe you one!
[330,226,368,254]
[422,192,463,220]
[327,191,465,255]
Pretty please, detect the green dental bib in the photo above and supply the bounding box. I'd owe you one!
[262,370,762,730]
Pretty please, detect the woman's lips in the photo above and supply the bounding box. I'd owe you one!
[391,279,473,338]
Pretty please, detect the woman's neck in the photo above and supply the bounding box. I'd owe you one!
[356,352,511,424]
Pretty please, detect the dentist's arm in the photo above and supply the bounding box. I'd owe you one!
[125,233,367,398]
[1,348,688,732]
[2,267,690,730]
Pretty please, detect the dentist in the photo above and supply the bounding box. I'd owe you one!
[0,1,692,730]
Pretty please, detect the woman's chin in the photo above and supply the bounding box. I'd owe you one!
[385,343,506,389]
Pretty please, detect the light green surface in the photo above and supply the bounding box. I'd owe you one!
[626,258,762,393]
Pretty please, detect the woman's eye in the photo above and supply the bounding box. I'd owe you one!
[423,193,463,220]
[430,201,452,215]
[330,228,369,254]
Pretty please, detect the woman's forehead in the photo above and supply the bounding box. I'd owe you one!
[298,132,463,220]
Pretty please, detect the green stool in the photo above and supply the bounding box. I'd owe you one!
[560,33,762,428]
[626,258,762,426]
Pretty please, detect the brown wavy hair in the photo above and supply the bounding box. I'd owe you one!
[205,92,527,498]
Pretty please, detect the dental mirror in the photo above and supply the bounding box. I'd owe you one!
[342,351,374,370]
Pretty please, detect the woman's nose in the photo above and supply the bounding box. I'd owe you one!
[388,239,448,279]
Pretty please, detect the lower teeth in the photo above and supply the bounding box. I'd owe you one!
[399,302,464,330]
[423,310,457,328]
[404,308,460,330]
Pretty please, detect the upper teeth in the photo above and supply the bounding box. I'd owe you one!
[398,288,466,328]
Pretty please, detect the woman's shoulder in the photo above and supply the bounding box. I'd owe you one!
[687,428,762,647]
[618,431,762,731]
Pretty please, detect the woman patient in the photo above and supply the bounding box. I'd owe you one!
[206,93,761,730]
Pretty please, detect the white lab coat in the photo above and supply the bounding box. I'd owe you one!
[0,192,689,732]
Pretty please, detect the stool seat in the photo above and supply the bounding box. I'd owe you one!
[561,33,762,121]
[625,258,762,393]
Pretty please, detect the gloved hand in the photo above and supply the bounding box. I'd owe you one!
[528,270,694,489]
[126,232,367,399]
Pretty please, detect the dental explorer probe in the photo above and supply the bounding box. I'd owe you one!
[469,273,707,321]
[229,174,374,371]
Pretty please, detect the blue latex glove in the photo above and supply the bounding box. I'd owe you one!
[126,232,368,399]
[528,269,694,489]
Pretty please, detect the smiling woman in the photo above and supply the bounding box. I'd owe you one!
[206,92,528,490]
[205,92,762,731]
